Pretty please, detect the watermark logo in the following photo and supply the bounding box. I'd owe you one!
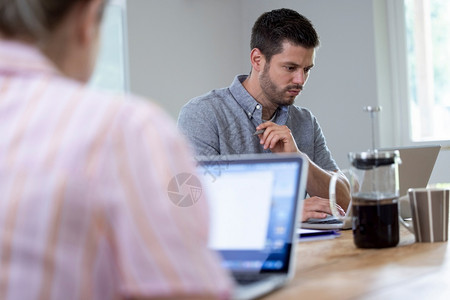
[197,154,232,183]
[167,173,202,207]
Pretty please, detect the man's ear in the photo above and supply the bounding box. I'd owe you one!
[249,48,265,73]
[76,0,104,45]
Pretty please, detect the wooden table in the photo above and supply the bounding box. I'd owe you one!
[262,226,450,299]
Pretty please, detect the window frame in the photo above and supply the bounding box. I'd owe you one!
[376,0,450,147]
[89,0,129,93]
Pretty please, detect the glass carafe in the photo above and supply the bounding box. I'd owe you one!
[350,150,401,248]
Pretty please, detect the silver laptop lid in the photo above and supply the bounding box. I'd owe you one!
[196,154,308,276]
[379,145,440,196]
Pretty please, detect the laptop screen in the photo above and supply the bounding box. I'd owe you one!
[196,154,306,274]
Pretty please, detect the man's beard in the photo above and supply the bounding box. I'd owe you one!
[259,64,302,107]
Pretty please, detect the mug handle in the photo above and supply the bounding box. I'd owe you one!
[329,170,353,221]
[399,216,414,233]
[398,195,414,234]
[329,172,342,218]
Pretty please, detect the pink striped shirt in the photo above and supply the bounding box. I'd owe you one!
[0,40,232,300]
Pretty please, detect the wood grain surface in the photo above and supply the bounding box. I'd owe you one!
[261,226,450,299]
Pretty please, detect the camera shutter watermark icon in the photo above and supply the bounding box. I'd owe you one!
[167,173,203,207]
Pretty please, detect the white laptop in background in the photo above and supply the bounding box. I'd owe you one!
[196,154,308,300]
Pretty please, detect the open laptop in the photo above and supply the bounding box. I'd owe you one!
[301,145,440,230]
[196,153,308,300]
[380,145,440,218]
[380,145,440,197]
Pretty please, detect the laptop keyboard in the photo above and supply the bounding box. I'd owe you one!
[310,218,343,224]
[234,273,273,285]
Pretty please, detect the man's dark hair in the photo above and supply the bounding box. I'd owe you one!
[250,8,320,62]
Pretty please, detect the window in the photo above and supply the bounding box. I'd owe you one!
[89,0,129,93]
[404,0,450,142]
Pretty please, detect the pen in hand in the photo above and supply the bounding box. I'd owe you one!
[253,129,266,136]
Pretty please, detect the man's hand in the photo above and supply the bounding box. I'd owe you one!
[301,196,345,222]
[256,122,299,153]
[255,122,351,212]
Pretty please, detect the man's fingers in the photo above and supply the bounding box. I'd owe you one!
[303,197,331,212]
[264,133,282,150]
[256,121,275,131]
[301,211,328,222]
[259,128,289,148]
[303,196,346,216]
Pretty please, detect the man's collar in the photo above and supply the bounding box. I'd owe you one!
[229,75,290,124]
[229,75,263,120]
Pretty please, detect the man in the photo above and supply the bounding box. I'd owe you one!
[178,8,350,220]
[0,0,231,299]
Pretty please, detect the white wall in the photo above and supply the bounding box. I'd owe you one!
[127,0,449,184]
[127,0,245,117]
